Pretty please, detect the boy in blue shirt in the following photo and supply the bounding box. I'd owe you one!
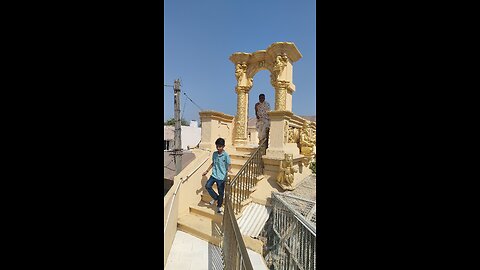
[202,138,232,214]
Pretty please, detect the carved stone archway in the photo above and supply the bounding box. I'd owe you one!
[229,42,302,146]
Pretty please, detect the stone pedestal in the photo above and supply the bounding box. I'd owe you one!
[265,110,297,159]
[199,111,235,151]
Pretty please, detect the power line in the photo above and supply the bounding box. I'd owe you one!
[181,96,187,120]
[183,92,204,112]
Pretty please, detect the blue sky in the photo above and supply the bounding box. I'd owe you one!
[164,0,316,123]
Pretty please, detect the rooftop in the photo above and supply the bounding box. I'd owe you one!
[164,151,197,181]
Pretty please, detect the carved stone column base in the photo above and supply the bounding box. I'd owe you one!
[233,139,248,147]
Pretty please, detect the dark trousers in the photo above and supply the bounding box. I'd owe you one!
[205,176,225,208]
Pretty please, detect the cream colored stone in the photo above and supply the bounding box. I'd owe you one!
[264,110,292,159]
[277,153,297,190]
[199,110,235,151]
[230,42,303,144]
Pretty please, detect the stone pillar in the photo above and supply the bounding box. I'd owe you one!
[273,80,289,111]
[233,86,250,146]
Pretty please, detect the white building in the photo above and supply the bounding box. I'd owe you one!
[164,120,202,151]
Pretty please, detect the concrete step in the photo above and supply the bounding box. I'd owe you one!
[231,146,257,155]
[190,205,223,223]
[230,159,248,167]
[231,184,257,193]
[228,174,264,183]
[177,213,223,247]
[201,192,218,204]
[229,152,252,159]
[230,163,262,172]
[202,189,254,211]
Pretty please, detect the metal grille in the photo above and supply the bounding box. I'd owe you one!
[268,192,316,270]
[276,193,316,226]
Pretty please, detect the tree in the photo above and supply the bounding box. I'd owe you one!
[164,118,188,126]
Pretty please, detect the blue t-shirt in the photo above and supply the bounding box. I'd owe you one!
[211,150,231,181]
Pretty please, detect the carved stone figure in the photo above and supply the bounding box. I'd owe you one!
[288,127,300,143]
[277,153,297,190]
[235,63,244,80]
[273,55,287,74]
[247,77,253,88]
[270,54,288,84]
[235,62,248,86]
[300,121,315,157]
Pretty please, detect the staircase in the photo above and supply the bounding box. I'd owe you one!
[177,205,223,246]
[178,143,267,247]
[200,145,263,218]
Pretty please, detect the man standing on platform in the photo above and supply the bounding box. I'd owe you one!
[255,93,271,143]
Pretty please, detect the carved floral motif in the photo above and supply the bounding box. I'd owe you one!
[235,88,248,140]
[275,88,287,111]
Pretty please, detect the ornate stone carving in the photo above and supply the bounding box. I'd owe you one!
[235,62,248,87]
[284,121,289,142]
[273,81,289,111]
[300,121,315,162]
[277,153,297,190]
[271,54,288,82]
[288,127,300,143]
[235,120,245,139]
[230,43,304,144]
[234,86,251,142]
[247,77,253,88]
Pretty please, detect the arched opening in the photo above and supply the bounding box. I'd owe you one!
[247,69,275,146]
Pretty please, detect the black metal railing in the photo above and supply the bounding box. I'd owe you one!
[222,138,267,270]
[227,138,267,214]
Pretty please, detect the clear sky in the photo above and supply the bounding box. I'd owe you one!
[164,0,316,123]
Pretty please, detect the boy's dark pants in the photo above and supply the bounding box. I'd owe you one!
[205,176,225,208]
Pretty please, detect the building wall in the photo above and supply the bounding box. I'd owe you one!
[181,125,201,149]
[164,122,201,150]
[164,140,174,150]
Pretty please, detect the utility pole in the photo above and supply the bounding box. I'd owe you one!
[173,79,183,175]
